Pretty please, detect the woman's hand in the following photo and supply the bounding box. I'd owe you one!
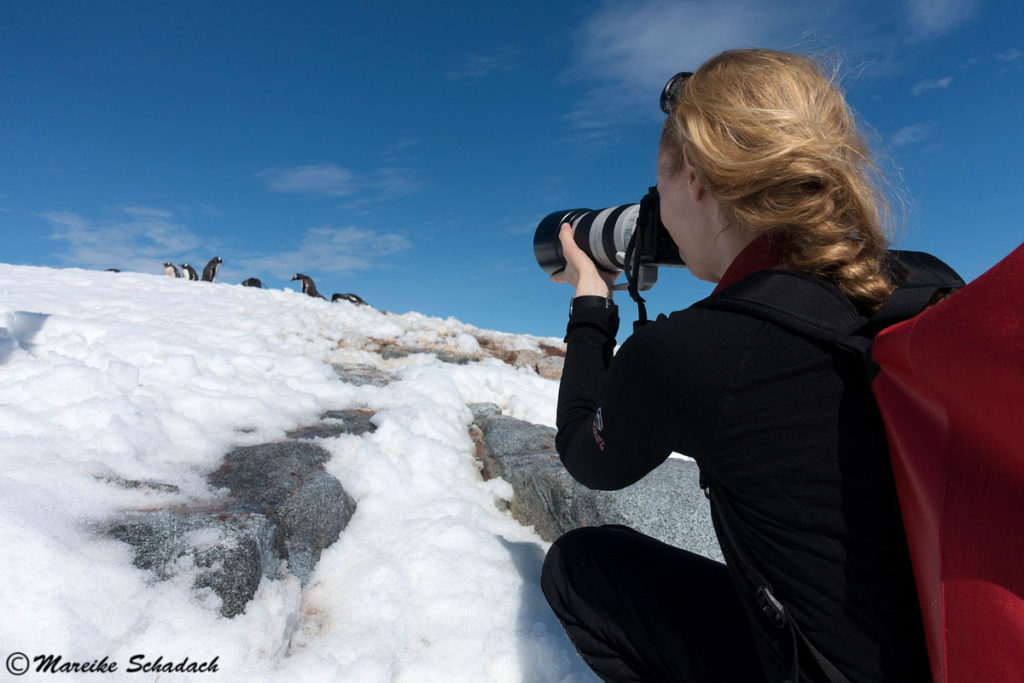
[550,223,620,299]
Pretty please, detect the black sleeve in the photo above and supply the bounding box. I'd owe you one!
[556,303,680,491]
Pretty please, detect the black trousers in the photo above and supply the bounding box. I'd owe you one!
[541,525,769,683]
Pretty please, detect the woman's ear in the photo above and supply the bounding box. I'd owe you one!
[682,145,704,201]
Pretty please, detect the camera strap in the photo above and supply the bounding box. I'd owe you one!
[623,192,653,331]
[623,230,648,330]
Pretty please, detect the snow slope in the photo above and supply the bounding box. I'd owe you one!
[0,264,597,682]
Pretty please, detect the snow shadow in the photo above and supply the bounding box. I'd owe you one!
[497,536,600,682]
[0,311,49,365]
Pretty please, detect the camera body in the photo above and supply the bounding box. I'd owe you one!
[533,187,685,292]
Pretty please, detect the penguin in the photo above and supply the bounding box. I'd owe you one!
[202,256,223,282]
[180,263,199,281]
[332,292,369,306]
[164,262,181,278]
[241,277,263,288]
[291,273,326,299]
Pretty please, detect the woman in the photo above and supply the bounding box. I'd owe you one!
[541,49,929,682]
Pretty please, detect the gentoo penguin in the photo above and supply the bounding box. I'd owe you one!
[180,263,199,281]
[241,277,263,288]
[164,262,181,278]
[201,256,223,282]
[332,292,369,306]
[291,273,325,300]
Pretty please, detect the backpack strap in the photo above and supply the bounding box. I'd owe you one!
[858,250,964,337]
[694,251,964,374]
[702,477,852,683]
[693,250,963,682]
[694,269,875,368]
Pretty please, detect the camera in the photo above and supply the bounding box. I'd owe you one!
[533,187,685,292]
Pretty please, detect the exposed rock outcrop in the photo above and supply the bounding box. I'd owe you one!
[468,403,722,561]
[333,339,566,379]
[110,439,360,617]
[331,363,397,387]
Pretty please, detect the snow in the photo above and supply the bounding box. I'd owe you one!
[0,264,597,681]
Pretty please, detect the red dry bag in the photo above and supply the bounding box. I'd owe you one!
[872,242,1024,682]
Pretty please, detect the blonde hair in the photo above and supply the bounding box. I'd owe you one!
[661,48,894,307]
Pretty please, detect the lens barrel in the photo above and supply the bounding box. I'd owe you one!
[533,205,641,276]
[533,191,685,291]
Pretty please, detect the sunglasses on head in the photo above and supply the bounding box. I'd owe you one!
[659,71,693,115]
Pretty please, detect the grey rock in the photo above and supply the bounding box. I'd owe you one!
[331,363,397,387]
[210,444,357,581]
[109,508,275,618]
[378,346,478,365]
[275,470,356,583]
[97,475,180,494]
[208,442,331,509]
[473,414,722,561]
[111,441,357,617]
[468,402,502,422]
[535,356,565,380]
[320,410,377,435]
[287,410,377,440]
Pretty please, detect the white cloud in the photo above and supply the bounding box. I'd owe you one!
[562,0,843,136]
[382,138,421,162]
[256,162,422,203]
[558,0,986,137]
[891,123,935,146]
[905,0,977,41]
[911,76,954,95]
[39,205,411,281]
[256,163,358,197]
[42,207,205,272]
[368,167,422,197]
[446,47,521,80]
[506,220,540,237]
[239,225,412,278]
[122,206,175,219]
[997,48,1022,61]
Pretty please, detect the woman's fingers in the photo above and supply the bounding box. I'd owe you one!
[553,223,620,297]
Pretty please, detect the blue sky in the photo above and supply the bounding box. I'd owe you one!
[2,1,1021,337]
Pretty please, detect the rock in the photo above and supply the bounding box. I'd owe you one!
[110,441,357,617]
[286,410,377,440]
[472,413,722,561]
[512,350,544,370]
[535,356,564,380]
[274,471,353,583]
[110,509,275,618]
[378,345,479,365]
[331,363,397,387]
[468,402,502,421]
[209,443,357,585]
[320,410,377,434]
[97,476,180,494]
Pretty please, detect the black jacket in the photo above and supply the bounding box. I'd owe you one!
[556,276,930,682]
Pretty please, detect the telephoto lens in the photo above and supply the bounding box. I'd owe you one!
[534,205,641,276]
[533,188,685,291]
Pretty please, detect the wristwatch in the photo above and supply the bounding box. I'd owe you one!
[569,295,616,316]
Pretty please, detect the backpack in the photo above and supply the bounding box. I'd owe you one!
[694,243,1024,682]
